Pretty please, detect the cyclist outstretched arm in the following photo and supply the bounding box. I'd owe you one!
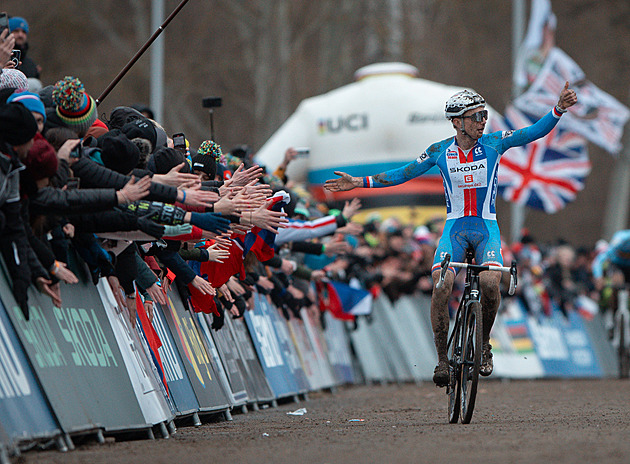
[324,148,438,191]
[499,81,578,151]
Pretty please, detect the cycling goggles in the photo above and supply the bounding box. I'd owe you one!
[462,110,488,122]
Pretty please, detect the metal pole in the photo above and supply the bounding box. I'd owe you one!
[150,0,165,124]
[96,0,190,106]
[602,122,630,239]
[510,0,527,243]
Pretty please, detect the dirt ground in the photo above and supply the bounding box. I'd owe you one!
[21,379,630,464]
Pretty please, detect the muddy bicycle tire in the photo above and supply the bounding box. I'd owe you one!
[460,301,482,424]
[448,311,462,424]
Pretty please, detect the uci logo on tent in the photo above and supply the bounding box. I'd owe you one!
[318,113,369,135]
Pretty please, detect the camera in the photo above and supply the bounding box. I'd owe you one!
[202,97,222,108]
[10,49,20,67]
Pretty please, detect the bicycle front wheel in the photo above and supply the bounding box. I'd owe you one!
[447,312,462,424]
[460,300,482,424]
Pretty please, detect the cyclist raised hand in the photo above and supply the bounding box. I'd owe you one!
[326,82,577,386]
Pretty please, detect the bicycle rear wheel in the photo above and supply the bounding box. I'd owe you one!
[619,313,630,379]
[460,301,482,424]
[447,312,462,424]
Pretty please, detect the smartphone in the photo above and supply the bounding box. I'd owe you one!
[10,49,20,67]
[0,13,8,33]
[172,132,187,154]
[295,147,310,157]
[66,177,80,190]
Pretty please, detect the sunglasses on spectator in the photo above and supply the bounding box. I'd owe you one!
[462,110,488,122]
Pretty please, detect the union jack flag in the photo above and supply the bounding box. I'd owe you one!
[491,105,591,214]
[514,47,630,155]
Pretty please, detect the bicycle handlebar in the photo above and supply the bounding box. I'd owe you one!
[435,254,518,296]
[435,253,451,289]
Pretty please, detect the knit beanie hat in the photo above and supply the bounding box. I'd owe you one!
[107,106,145,130]
[24,133,58,180]
[98,129,140,175]
[197,140,223,163]
[7,91,46,123]
[52,76,98,137]
[191,153,217,179]
[147,147,186,175]
[9,17,29,34]
[121,117,157,152]
[0,69,29,92]
[0,102,38,146]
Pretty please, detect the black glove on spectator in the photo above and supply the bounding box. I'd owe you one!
[137,214,165,238]
[211,297,225,331]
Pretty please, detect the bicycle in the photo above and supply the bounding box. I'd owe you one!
[436,249,517,424]
[611,286,630,378]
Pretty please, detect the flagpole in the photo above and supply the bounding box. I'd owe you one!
[510,0,527,243]
[95,0,190,106]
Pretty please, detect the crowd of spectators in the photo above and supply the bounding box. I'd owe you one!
[0,13,616,341]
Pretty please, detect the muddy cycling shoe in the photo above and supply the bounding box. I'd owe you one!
[480,343,493,376]
[433,361,450,387]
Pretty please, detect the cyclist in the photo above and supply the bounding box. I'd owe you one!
[325,82,577,386]
[592,231,630,328]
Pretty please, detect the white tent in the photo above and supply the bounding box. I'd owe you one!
[254,62,496,223]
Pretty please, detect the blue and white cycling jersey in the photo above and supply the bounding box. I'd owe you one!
[592,230,630,279]
[363,107,564,221]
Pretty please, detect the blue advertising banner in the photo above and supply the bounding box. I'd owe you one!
[245,293,298,398]
[0,297,60,444]
[138,302,200,416]
[527,304,602,378]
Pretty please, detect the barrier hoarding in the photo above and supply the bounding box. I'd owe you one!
[491,300,545,379]
[225,316,275,403]
[389,296,437,382]
[0,269,147,434]
[348,315,395,383]
[195,313,248,406]
[321,312,355,384]
[526,303,602,378]
[287,317,322,389]
[370,296,413,382]
[158,289,232,412]
[300,308,336,389]
[245,293,298,398]
[97,281,174,427]
[259,298,311,393]
[0,292,61,446]
[201,314,251,406]
[138,301,200,416]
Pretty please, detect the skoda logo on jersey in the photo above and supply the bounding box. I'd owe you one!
[318,113,369,135]
[449,163,486,174]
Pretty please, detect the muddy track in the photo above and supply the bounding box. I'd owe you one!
[21,378,630,464]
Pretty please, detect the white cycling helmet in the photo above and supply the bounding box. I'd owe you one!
[444,90,485,119]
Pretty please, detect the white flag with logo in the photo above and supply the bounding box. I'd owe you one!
[514,47,629,155]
